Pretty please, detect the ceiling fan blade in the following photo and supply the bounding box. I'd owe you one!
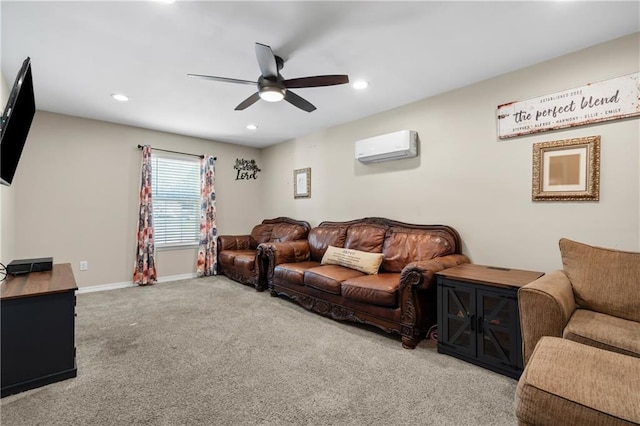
[234,92,261,111]
[284,75,350,89]
[255,43,279,79]
[187,74,256,86]
[284,90,316,112]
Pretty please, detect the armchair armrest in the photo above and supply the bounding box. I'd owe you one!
[518,270,576,366]
[398,254,470,349]
[217,235,252,251]
[261,240,311,288]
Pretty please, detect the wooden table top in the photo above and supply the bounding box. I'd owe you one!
[1,263,77,300]
[435,263,544,290]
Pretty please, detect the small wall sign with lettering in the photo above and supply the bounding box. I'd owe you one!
[497,72,639,139]
[234,158,261,180]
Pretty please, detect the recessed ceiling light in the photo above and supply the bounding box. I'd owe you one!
[246,124,258,130]
[352,80,369,90]
[111,93,129,102]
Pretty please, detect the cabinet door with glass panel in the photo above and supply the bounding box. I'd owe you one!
[437,281,476,357]
[476,289,521,371]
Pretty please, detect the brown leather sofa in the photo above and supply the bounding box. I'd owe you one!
[217,217,310,291]
[263,217,469,348]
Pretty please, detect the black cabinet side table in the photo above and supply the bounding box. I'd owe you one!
[1,263,78,397]
[435,264,543,379]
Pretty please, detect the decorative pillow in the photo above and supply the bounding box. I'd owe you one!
[560,238,640,322]
[321,245,384,275]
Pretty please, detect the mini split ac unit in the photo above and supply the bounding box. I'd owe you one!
[354,130,418,163]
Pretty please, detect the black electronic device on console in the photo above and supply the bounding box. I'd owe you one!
[6,257,53,275]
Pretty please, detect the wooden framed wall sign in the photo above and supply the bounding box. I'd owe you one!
[294,168,311,199]
[532,136,600,201]
[498,72,640,139]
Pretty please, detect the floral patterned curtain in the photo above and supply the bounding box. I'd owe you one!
[133,145,157,285]
[197,155,217,276]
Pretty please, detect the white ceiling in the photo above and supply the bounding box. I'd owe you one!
[2,1,639,148]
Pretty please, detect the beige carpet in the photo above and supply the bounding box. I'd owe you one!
[1,276,518,425]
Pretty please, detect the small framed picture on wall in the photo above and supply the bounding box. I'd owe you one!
[294,168,311,199]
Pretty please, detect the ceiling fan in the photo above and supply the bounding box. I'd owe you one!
[188,42,349,112]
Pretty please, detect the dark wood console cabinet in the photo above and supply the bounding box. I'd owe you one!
[435,264,543,379]
[1,263,78,397]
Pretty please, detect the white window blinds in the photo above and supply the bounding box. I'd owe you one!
[151,154,200,247]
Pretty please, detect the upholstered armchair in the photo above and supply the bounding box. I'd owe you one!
[518,238,640,366]
[217,217,311,291]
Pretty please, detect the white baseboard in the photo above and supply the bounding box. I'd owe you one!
[156,272,199,283]
[77,272,199,294]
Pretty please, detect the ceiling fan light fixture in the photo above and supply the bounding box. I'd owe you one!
[259,86,285,102]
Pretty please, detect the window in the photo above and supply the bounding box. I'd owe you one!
[151,154,200,248]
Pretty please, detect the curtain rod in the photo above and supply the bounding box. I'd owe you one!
[137,145,215,160]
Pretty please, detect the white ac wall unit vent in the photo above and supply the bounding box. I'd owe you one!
[355,130,418,163]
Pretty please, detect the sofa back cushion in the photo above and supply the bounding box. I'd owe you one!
[271,223,308,242]
[308,226,348,262]
[250,223,274,248]
[344,224,387,253]
[382,227,455,272]
[560,238,640,322]
[250,222,308,248]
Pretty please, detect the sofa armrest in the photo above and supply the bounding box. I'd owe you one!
[518,270,577,366]
[397,254,470,349]
[217,235,252,251]
[400,254,471,291]
[263,240,311,265]
[262,240,311,287]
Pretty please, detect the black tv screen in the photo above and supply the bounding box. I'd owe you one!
[1,57,35,186]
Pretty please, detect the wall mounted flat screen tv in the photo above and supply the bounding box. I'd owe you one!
[1,57,35,186]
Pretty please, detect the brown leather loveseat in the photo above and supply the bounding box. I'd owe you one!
[263,217,469,348]
[217,217,310,290]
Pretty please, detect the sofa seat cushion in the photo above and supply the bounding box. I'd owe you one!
[304,265,365,295]
[516,336,640,425]
[563,309,640,358]
[341,273,399,308]
[274,261,321,287]
[219,250,256,268]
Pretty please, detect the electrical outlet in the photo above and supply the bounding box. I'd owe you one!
[80,261,88,271]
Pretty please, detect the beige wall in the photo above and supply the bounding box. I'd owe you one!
[6,33,639,285]
[260,33,640,273]
[11,112,263,287]
[1,71,16,265]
